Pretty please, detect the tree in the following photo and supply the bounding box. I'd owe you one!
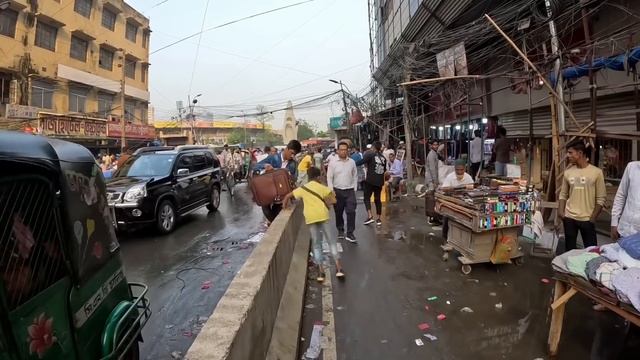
[316,130,328,138]
[256,130,283,146]
[256,104,274,131]
[226,128,245,145]
[297,119,316,141]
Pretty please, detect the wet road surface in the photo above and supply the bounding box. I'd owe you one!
[118,184,264,359]
[299,197,640,360]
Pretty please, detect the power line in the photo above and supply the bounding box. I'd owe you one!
[150,0,315,55]
[188,0,212,96]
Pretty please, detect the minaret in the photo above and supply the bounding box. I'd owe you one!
[282,101,298,143]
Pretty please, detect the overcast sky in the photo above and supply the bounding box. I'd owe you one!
[128,0,371,131]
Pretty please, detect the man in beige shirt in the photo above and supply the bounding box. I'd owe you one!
[559,140,606,251]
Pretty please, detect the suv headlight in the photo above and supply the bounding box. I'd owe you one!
[123,184,147,202]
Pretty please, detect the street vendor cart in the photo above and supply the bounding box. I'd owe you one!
[437,182,538,274]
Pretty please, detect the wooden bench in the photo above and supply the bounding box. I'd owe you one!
[548,273,640,356]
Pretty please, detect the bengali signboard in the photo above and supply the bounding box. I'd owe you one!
[329,115,347,130]
[107,123,155,139]
[5,104,39,119]
[40,116,107,138]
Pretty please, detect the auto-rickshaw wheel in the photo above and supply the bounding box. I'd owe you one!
[156,200,176,234]
[122,341,140,360]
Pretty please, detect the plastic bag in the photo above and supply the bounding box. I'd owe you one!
[490,231,515,264]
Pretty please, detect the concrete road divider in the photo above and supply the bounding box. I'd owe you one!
[186,204,308,360]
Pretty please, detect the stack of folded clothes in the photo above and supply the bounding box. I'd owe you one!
[552,232,640,311]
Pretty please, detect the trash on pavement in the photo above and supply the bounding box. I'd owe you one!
[418,323,430,331]
[423,334,438,341]
[165,324,175,329]
[541,278,551,284]
[304,324,324,359]
[460,307,474,313]
[201,280,212,290]
[182,330,193,337]
[171,351,182,359]
[380,339,388,344]
[466,278,480,283]
[437,314,446,321]
[489,292,497,297]
[305,304,315,309]
[424,305,430,311]
[246,232,265,243]
[495,302,503,310]
[427,296,438,301]
[446,300,451,305]
[415,338,424,346]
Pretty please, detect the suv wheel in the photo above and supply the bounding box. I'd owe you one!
[156,200,176,233]
[206,185,220,212]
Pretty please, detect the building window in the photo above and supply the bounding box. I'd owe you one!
[141,104,148,123]
[101,7,117,31]
[74,0,92,18]
[0,74,11,104]
[125,59,136,79]
[125,21,137,42]
[141,64,148,83]
[0,8,18,38]
[68,87,88,113]
[31,80,54,109]
[98,93,114,118]
[99,47,114,71]
[35,22,58,51]
[142,30,149,49]
[124,100,135,122]
[70,36,88,62]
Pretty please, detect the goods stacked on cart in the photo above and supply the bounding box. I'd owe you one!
[552,233,640,312]
[437,184,539,231]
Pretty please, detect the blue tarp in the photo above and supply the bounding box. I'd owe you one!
[550,46,640,85]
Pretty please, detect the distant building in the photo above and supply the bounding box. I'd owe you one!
[154,120,273,146]
[0,0,152,153]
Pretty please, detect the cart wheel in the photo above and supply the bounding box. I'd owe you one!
[514,257,524,266]
[461,264,472,275]
[442,252,449,261]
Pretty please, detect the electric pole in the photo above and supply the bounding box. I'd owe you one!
[119,50,126,153]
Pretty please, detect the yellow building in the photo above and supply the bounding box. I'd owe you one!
[0,0,152,153]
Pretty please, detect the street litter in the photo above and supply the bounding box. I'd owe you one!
[393,231,406,241]
[418,323,430,331]
[415,338,424,346]
[171,351,182,359]
[182,331,193,337]
[541,278,551,284]
[432,226,442,231]
[201,280,212,290]
[305,304,316,309]
[466,278,480,283]
[460,307,474,313]
[380,339,388,344]
[165,324,175,329]
[427,296,438,301]
[423,334,438,341]
[336,305,345,310]
[424,305,430,311]
[437,314,446,321]
[246,232,265,243]
[495,302,503,310]
[446,300,451,305]
[304,324,324,359]
[489,292,497,297]
[428,232,436,236]
[337,243,343,252]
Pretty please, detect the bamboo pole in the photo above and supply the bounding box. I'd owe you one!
[484,14,583,131]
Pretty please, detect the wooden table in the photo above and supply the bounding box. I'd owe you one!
[548,273,640,356]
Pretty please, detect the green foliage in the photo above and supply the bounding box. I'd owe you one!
[226,128,245,145]
[297,121,315,141]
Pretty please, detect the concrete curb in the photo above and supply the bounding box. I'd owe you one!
[186,205,305,360]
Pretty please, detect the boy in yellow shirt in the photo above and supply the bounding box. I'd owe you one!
[284,167,344,281]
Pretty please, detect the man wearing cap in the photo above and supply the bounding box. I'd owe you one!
[440,160,474,239]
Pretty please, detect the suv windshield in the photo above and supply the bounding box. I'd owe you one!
[115,154,175,178]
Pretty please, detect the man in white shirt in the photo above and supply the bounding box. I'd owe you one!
[440,160,474,240]
[611,161,640,240]
[469,129,483,180]
[328,141,359,243]
[442,160,475,188]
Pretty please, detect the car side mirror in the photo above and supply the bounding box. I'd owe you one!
[177,168,190,177]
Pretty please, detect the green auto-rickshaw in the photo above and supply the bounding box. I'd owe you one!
[0,131,150,359]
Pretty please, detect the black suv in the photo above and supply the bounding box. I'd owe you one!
[106,145,221,233]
